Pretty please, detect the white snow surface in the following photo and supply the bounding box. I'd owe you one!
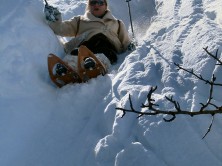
[1,0,222,165]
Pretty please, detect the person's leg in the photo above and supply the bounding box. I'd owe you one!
[81,33,118,64]
[63,55,78,71]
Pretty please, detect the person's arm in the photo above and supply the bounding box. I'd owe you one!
[44,4,78,37]
[48,16,79,37]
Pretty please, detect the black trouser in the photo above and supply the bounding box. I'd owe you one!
[70,33,117,64]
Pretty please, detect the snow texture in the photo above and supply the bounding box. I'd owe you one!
[0,0,222,165]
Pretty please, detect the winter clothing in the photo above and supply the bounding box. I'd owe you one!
[63,53,111,73]
[48,10,131,56]
[44,5,61,22]
[79,33,118,63]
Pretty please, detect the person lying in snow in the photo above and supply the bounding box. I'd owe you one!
[44,0,135,71]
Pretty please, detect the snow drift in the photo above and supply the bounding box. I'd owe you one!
[0,0,222,165]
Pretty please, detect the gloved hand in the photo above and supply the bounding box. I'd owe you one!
[128,42,136,51]
[44,5,61,22]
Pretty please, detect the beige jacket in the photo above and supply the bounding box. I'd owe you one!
[49,10,131,54]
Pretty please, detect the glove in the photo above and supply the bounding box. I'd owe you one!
[128,42,136,51]
[44,5,61,22]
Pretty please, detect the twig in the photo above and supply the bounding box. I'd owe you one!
[174,63,222,86]
[203,47,222,65]
[199,74,216,112]
[202,115,215,139]
[116,47,222,139]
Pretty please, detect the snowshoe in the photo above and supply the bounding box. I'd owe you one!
[48,45,107,87]
[48,54,81,88]
[78,45,107,82]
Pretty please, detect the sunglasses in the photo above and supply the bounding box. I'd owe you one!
[90,0,105,6]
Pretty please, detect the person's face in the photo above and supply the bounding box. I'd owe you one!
[89,0,107,17]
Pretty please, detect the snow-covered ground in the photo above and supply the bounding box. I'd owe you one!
[1,0,222,165]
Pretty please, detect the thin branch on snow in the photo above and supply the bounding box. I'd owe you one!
[116,47,222,139]
[202,115,215,139]
[203,47,222,65]
[116,87,222,119]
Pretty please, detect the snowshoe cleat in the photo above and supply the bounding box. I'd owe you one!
[55,63,68,76]
[83,57,96,70]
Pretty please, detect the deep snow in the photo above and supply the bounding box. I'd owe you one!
[1,0,222,165]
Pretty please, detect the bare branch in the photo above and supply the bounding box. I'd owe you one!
[163,114,176,122]
[174,63,222,86]
[116,47,222,139]
[202,115,215,139]
[203,47,222,65]
[116,86,222,120]
[165,96,181,112]
[200,74,216,112]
